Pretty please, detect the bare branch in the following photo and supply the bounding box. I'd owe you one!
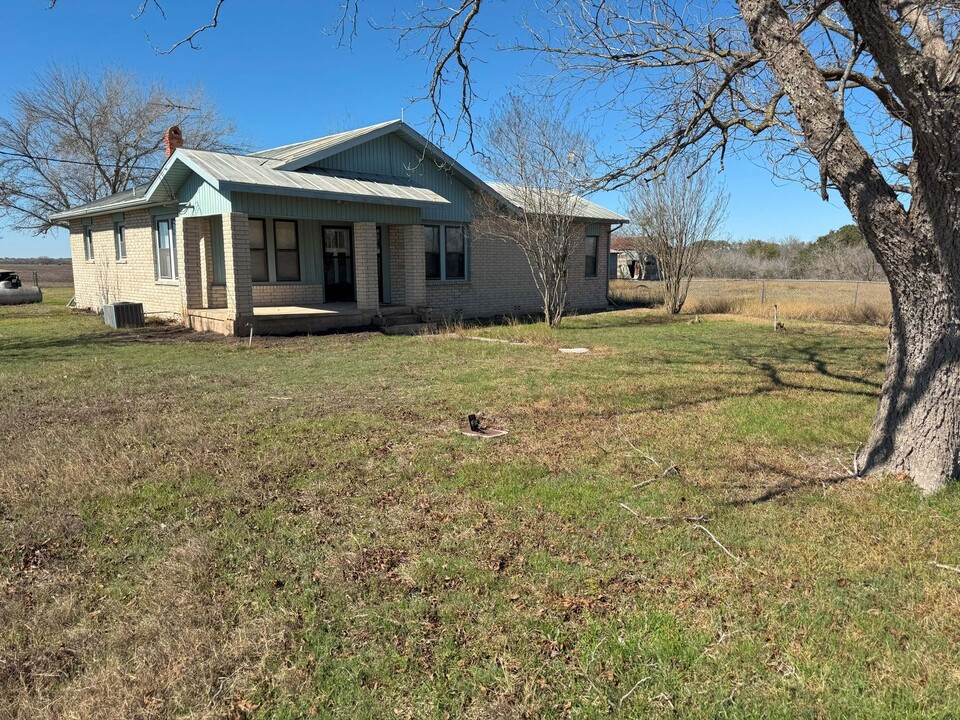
[150,0,226,54]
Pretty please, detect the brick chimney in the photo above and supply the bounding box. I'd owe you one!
[164,125,184,157]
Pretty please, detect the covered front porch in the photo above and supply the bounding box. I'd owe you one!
[178,212,430,336]
[186,301,424,335]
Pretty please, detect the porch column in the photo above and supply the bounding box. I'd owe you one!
[401,224,426,308]
[199,218,214,308]
[177,216,205,317]
[221,212,254,332]
[353,221,379,313]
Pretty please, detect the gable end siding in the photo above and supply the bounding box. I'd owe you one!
[177,173,232,217]
[309,134,475,223]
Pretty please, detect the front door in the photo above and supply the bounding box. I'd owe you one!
[323,226,355,302]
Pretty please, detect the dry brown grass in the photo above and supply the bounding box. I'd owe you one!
[610,278,892,325]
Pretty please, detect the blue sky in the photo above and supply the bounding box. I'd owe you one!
[0,0,854,257]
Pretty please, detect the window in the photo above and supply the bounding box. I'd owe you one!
[424,225,441,280]
[83,227,94,261]
[445,226,466,280]
[249,218,268,282]
[114,222,126,261]
[424,224,467,281]
[274,220,300,281]
[585,233,599,277]
[155,217,177,280]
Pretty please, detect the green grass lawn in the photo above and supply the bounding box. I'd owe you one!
[3,290,960,718]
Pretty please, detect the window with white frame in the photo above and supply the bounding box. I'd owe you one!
[249,218,269,282]
[585,232,599,277]
[155,217,178,280]
[424,224,467,281]
[114,222,127,261]
[83,227,94,261]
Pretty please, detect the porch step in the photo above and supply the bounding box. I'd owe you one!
[381,322,439,336]
[372,312,423,327]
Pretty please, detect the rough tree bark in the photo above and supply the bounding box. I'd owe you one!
[738,0,960,492]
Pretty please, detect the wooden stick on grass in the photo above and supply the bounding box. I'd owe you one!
[693,524,742,564]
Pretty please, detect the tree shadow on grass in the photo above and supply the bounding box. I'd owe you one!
[724,459,858,506]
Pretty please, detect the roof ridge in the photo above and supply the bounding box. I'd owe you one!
[250,119,401,160]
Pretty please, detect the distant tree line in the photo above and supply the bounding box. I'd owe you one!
[694,225,883,282]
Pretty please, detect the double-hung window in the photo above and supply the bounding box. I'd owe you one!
[83,227,95,261]
[424,225,442,280]
[114,222,127,261]
[155,217,178,280]
[424,224,467,281]
[249,218,269,282]
[274,219,300,282]
[585,232,599,277]
[444,226,466,280]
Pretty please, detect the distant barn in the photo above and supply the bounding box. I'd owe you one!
[609,236,660,280]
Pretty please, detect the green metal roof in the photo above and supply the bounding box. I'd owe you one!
[50,120,625,224]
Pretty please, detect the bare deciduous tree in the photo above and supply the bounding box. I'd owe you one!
[629,163,728,313]
[472,95,595,327]
[57,0,960,491]
[0,64,241,234]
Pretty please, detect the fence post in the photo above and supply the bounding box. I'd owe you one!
[760,279,766,305]
[853,281,860,307]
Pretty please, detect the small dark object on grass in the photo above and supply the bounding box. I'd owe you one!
[462,413,508,439]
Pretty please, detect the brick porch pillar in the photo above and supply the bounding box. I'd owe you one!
[178,217,206,316]
[401,224,426,308]
[353,221,379,312]
[199,218,215,308]
[222,212,254,333]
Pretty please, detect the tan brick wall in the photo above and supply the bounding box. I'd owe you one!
[69,211,610,325]
[179,216,206,310]
[252,284,324,305]
[69,209,184,318]
[221,212,254,317]
[400,225,426,307]
[421,222,610,319]
[353,222,379,311]
[387,225,407,305]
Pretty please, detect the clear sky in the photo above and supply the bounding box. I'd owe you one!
[0,0,854,257]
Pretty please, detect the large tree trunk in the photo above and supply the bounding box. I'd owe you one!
[861,275,960,493]
[738,0,960,491]
[859,120,960,492]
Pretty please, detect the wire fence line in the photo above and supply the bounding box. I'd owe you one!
[609,277,893,325]
[613,277,890,306]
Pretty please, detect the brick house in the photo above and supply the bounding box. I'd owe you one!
[52,120,627,335]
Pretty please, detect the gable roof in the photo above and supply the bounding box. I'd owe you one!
[252,120,504,203]
[249,119,400,166]
[147,148,450,207]
[50,120,625,224]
